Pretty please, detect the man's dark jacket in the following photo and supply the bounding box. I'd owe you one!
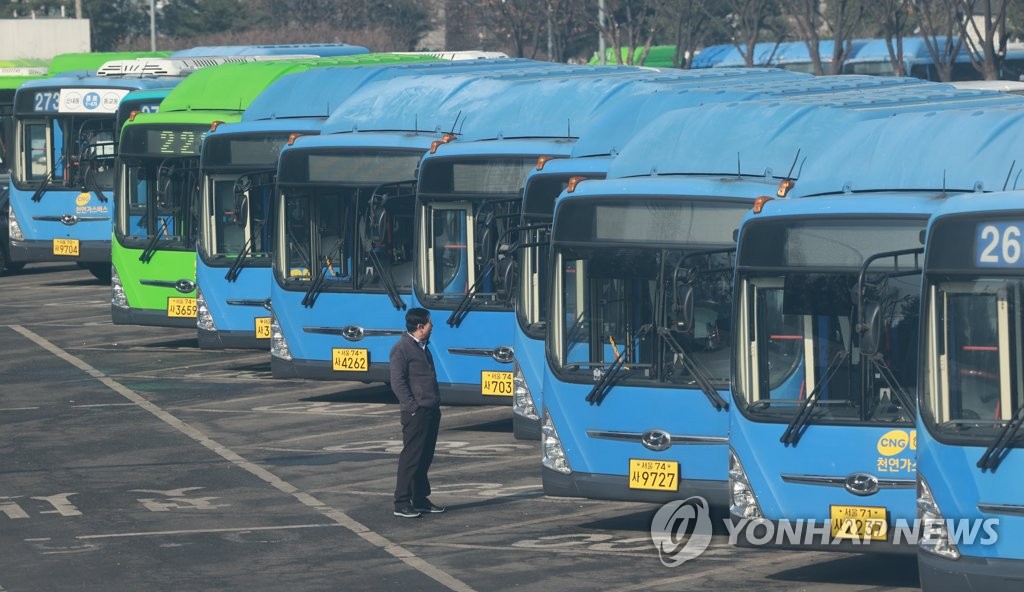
[389,333,441,413]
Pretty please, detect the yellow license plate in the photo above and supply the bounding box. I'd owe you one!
[481,371,513,396]
[166,297,197,318]
[52,238,80,256]
[254,317,271,339]
[332,348,368,372]
[830,505,888,541]
[628,459,680,491]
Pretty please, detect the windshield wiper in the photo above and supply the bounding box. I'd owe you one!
[366,247,406,310]
[79,156,110,202]
[301,263,328,308]
[863,353,915,421]
[301,238,343,309]
[779,348,851,446]
[585,324,652,405]
[655,326,728,411]
[977,404,1024,471]
[139,217,169,263]
[447,259,494,328]
[29,169,55,202]
[224,219,266,282]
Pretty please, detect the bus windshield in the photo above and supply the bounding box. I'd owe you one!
[116,123,209,251]
[278,175,417,297]
[117,153,201,250]
[923,277,1024,444]
[417,156,538,309]
[548,197,750,394]
[734,219,924,425]
[16,113,117,191]
[201,172,275,263]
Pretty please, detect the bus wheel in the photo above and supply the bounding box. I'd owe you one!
[84,263,112,283]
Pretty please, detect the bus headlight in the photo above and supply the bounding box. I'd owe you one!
[111,265,129,309]
[195,285,215,331]
[729,449,763,519]
[918,475,960,560]
[8,205,24,241]
[270,311,292,361]
[541,407,571,474]
[512,361,538,420]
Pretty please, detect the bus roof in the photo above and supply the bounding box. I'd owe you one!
[46,51,171,76]
[151,55,430,115]
[240,57,540,122]
[319,64,702,139]
[604,81,1024,185]
[570,71,932,157]
[169,43,369,57]
[589,45,680,67]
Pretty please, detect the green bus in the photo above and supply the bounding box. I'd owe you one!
[111,54,440,328]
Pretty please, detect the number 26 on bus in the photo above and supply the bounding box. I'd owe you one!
[977,222,1024,267]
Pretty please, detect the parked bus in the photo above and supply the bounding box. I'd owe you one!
[917,189,1024,590]
[511,72,940,439]
[691,40,869,73]
[269,63,663,383]
[194,55,525,349]
[6,53,206,280]
[726,101,1024,552]
[112,53,424,329]
[539,85,1024,509]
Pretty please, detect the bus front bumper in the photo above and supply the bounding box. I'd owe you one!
[728,515,917,555]
[198,328,269,350]
[10,239,110,264]
[918,549,1024,591]
[272,358,391,383]
[112,305,197,329]
[542,466,729,509]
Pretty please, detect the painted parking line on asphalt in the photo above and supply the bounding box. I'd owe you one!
[9,324,477,592]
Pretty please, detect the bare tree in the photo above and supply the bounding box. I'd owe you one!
[721,0,781,67]
[596,0,669,65]
[781,0,866,75]
[865,0,914,76]
[665,0,712,68]
[913,0,965,81]
[956,0,1012,80]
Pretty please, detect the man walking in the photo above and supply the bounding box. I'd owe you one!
[390,307,445,518]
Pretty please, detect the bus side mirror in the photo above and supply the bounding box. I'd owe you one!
[673,283,695,333]
[232,193,248,227]
[858,301,883,356]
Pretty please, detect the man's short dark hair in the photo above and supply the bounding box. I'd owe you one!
[405,307,431,332]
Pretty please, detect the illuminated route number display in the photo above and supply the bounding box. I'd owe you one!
[977,222,1024,267]
[147,128,207,156]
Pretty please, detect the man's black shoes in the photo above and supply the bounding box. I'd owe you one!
[393,505,422,518]
[413,499,446,513]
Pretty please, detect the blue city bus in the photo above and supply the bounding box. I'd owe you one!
[539,85,1024,508]
[7,57,190,281]
[511,72,943,439]
[726,102,1024,552]
[268,63,671,383]
[916,189,1024,588]
[691,39,869,73]
[194,55,532,349]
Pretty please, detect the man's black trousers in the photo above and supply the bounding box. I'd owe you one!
[394,406,441,509]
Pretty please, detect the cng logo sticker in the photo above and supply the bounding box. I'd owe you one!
[877,429,915,456]
[75,193,91,207]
